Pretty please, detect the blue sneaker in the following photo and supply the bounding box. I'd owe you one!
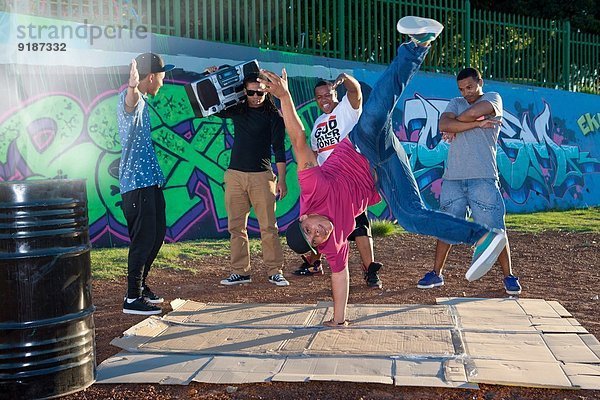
[504,275,522,295]
[465,230,507,281]
[417,271,444,289]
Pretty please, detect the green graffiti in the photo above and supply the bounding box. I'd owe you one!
[145,84,302,230]
[88,95,120,153]
[0,95,108,224]
[88,95,125,227]
[577,112,600,136]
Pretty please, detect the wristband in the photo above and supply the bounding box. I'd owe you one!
[128,85,137,89]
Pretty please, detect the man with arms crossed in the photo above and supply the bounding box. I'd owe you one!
[417,67,521,295]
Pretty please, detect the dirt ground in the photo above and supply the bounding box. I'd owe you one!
[66,231,599,400]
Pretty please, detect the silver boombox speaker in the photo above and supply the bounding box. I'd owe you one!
[185,59,260,117]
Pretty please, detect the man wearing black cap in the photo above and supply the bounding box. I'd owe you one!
[260,17,507,327]
[117,52,174,315]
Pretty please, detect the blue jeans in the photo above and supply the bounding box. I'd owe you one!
[348,42,488,245]
[440,178,506,230]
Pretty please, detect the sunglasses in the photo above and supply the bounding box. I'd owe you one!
[246,89,265,96]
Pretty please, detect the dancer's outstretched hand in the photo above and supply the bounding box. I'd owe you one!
[332,73,349,89]
[259,68,290,99]
[129,59,140,88]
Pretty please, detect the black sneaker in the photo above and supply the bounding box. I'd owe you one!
[268,273,290,286]
[293,258,323,276]
[123,297,162,315]
[364,262,383,289]
[142,285,164,304]
[220,273,252,285]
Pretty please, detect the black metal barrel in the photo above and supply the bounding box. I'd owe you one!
[0,179,96,400]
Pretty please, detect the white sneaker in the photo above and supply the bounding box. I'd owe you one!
[465,230,507,281]
[397,16,444,44]
[268,273,290,286]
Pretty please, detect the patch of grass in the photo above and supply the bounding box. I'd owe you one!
[91,238,263,280]
[371,219,403,237]
[506,207,600,233]
[369,207,600,235]
[90,247,128,281]
[91,208,599,280]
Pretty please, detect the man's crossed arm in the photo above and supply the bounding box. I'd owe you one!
[439,100,500,137]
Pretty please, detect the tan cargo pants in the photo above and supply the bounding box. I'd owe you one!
[224,169,284,276]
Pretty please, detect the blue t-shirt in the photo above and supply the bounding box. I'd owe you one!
[117,90,165,194]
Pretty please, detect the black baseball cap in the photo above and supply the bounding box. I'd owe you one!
[286,219,317,255]
[135,53,175,76]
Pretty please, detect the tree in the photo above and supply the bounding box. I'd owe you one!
[470,0,600,34]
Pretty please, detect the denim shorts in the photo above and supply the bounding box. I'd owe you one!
[439,178,506,230]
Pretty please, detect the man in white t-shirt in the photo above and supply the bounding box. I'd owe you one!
[293,73,383,289]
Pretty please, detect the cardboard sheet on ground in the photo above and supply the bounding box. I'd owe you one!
[96,351,211,385]
[273,357,394,384]
[192,356,286,384]
[98,298,600,390]
[393,359,479,389]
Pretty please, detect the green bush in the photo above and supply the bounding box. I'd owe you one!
[371,219,400,237]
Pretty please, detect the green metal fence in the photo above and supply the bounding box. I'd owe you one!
[8,0,600,93]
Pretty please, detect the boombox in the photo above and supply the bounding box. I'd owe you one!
[185,59,260,117]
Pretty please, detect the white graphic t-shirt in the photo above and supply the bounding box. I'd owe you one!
[310,94,362,166]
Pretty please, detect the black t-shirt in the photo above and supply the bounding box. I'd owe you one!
[217,103,286,172]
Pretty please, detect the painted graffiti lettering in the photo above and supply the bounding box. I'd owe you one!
[0,76,597,245]
[402,97,600,210]
[577,112,600,136]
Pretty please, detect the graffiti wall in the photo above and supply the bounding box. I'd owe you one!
[1,15,598,246]
[388,73,600,213]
